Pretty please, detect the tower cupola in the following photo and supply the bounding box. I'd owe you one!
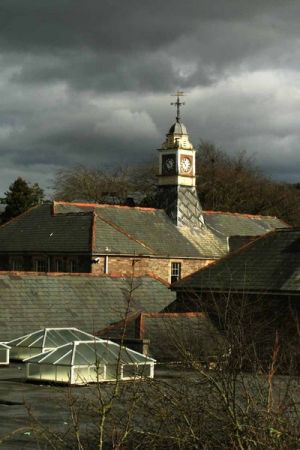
[162,120,194,150]
[158,91,196,188]
[156,92,203,227]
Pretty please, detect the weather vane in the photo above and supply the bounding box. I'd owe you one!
[171,91,185,122]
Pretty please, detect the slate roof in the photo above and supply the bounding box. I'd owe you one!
[138,313,224,361]
[172,228,300,294]
[203,211,287,237]
[168,121,188,135]
[54,202,206,257]
[178,225,227,258]
[99,312,224,362]
[0,204,92,253]
[0,273,175,341]
[0,201,287,259]
[93,205,201,256]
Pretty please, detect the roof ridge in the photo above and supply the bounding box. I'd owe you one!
[275,226,300,232]
[96,311,142,337]
[203,210,280,220]
[54,200,160,212]
[95,211,156,254]
[140,271,170,286]
[140,312,205,318]
[0,271,101,277]
[0,271,168,282]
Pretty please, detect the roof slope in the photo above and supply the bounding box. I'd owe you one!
[178,225,227,258]
[55,202,286,258]
[99,312,224,362]
[94,206,199,256]
[140,313,224,361]
[203,211,287,237]
[173,228,300,294]
[0,273,175,341]
[55,202,207,257]
[0,202,287,258]
[0,204,92,253]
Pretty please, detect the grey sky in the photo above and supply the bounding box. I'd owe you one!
[1,0,300,196]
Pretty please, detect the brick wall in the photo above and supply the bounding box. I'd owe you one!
[0,252,214,282]
[91,255,214,283]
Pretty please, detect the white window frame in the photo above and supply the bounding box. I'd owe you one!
[170,262,181,283]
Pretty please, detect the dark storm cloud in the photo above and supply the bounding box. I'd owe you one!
[1,0,300,195]
[0,1,296,94]
[3,0,299,92]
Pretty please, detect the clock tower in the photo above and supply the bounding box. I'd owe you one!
[156,92,203,227]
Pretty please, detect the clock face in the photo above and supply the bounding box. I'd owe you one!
[165,157,175,170]
[180,156,192,173]
[162,155,176,174]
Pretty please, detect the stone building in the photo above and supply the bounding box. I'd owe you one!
[0,94,287,283]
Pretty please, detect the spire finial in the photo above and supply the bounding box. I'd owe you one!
[171,91,185,122]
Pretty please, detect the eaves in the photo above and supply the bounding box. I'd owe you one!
[172,286,300,296]
[91,252,219,260]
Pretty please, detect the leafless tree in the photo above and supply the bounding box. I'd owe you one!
[53,143,300,224]
[7,286,297,450]
[197,141,300,225]
[53,161,157,205]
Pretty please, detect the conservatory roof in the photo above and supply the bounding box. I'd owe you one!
[0,343,10,349]
[25,340,155,366]
[8,328,99,349]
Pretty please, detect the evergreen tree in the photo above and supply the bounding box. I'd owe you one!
[1,177,44,223]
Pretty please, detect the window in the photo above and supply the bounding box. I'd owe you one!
[69,259,78,273]
[104,256,109,274]
[10,258,24,271]
[171,262,181,284]
[54,258,64,272]
[35,259,48,272]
